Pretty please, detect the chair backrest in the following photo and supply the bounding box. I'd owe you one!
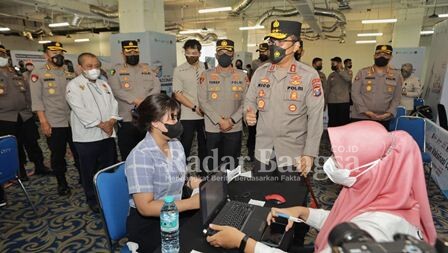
[395,116,426,151]
[414,98,424,109]
[389,106,407,131]
[438,104,448,130]
[0,135,20,185]
[94,162,129,248]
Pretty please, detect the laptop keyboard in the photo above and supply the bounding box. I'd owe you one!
[213,202,255,230]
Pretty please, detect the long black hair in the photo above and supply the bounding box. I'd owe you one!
[135,93,180,132]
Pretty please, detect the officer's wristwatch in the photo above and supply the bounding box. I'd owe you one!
[192,105,197,112]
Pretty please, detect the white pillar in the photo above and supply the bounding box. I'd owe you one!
[118,0,165,33]
[392,8,425,47]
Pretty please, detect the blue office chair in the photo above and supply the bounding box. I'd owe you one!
[94,162,131,252]
[0,135,38,215]
[395,116,432,167]
[414,98,424,110]
[389,106,407,131]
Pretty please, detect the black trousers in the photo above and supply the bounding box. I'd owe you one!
[328,102,350,127]
[351,118,391,130]
[180,119,207,173]
[246,112,258,158]
[46,127,80,185]
[0,115,45,177]
[205,131,242,172]
[74,138,116,205]
[117,122,145,161]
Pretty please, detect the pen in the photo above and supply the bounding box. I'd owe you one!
[277,213,305,223]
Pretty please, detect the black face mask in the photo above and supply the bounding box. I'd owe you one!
[259,54,269,62]
[217,54,232,68]
[269,44,291,64]
[374,57,389,67]
[331,65,338,71]
[51,54,65,67]
[315,65,322,71]
[294,51,302,61]
[126,55,140,66]
[162,121,184,139]
[186,56,199,65]
[236,64,243,70]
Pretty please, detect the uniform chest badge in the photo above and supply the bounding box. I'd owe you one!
[289,104,297,112]
[211,73,220,81]
[290,75,302,85]
[387,86,394,92]
[79,84,85,91]
[258,89,266,97]
[234,93,241,99]
[44,73,52,78]
[211,92,218,100]
[258,99,265,110]
[48,88,56,94]
[31,74,38,83]
[124,83,130,88]
[289,64,296,73]
[261,77,270,84]
[290,91,298,100]
[312,78,322,97]
[366,85,372,92]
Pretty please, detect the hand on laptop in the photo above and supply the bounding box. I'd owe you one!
[206,224,245,249]
[267,207,310,232]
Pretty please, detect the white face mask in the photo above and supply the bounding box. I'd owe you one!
[0,57,9,67]
[323,156,380,187]
[84,68,101,80]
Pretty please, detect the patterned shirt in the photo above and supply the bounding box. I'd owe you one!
[125,132,186,208]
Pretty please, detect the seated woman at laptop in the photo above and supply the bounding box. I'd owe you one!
[125,94,201,253]
[206,121,437,253]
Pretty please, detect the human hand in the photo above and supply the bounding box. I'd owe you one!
[206,224,245,249]
[267,207,306,232]
[219,118,233,132]
[187,176,202,189]
[296,155,313,177]
[41,121,52,137]
[245,106,257,126]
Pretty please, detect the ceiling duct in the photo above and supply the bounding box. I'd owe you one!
[90,5,119,19]
[176,33,218,43]
[71,14,82,27]
[229,0,256,16]
[165,23,184,32]
[337,0,351,10]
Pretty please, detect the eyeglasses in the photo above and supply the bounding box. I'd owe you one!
[267,38,297,47]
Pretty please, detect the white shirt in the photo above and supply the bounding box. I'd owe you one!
[172,61,206,120]
[400,75,422,111]
[66,74,121,142]
[254,208,421,253]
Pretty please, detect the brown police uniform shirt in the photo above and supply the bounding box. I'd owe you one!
[0,67,33,122]
[244,61,324,166]
[108,63,161,122]
[29,64,76,127]
[326,70,351,104]
[351,66,402,119]
[197,66,249,133]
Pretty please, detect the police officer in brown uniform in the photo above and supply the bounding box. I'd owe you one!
[198,39,249,171]
[251,43,270,75]
[109,40,161,160]
[245,20,324,178]
[29,42,80,196]
[326,57,351,127]
[351,45,402,129]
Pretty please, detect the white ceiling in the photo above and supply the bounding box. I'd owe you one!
[1,0,448,41]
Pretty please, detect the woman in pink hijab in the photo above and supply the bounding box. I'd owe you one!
[206,121,436,253]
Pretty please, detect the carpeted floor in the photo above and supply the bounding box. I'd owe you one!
[0,129,447,252]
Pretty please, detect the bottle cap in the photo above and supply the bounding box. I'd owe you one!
[164,196,174,203]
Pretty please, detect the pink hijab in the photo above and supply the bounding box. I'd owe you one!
[314,121,437,252]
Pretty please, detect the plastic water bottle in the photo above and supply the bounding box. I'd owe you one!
[160,196,180,253]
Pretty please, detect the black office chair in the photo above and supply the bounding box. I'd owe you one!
[438,104,448,130]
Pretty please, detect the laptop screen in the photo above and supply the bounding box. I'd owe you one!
[200,172,227,226]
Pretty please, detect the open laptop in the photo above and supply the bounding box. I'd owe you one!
[199,171,269,239]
